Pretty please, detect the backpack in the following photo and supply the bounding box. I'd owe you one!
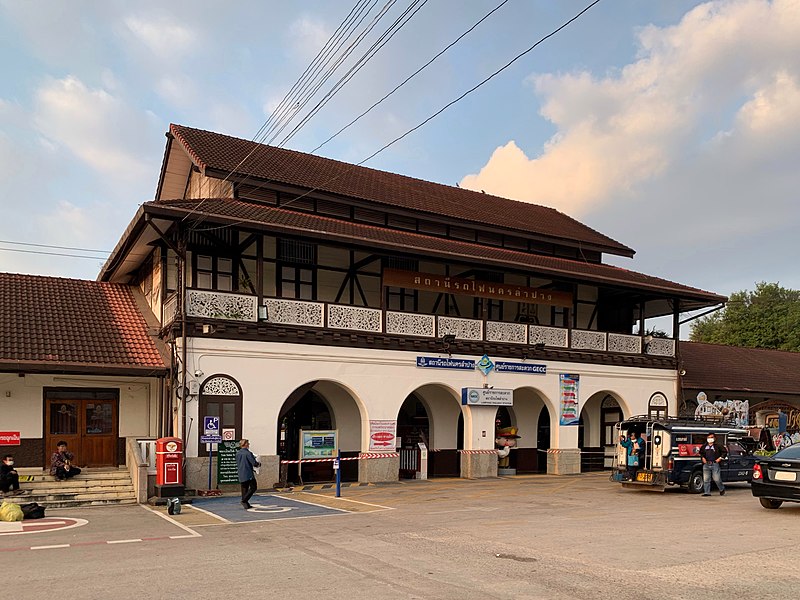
[20,503,46,520]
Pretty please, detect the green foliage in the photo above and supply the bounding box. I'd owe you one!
[690,282,800,351]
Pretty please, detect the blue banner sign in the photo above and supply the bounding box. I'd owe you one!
[416,356,475,370]
[495,361,547,375]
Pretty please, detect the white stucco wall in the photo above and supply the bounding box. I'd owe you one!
[0,373,160,438]
[180,338,677,458]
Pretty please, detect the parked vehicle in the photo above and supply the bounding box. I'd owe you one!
[611,416,757,492]
[750,444,800,509]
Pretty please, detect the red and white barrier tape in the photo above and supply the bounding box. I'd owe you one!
[280,452,399,465]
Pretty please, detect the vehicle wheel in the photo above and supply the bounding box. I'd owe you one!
[687,471,704,494]
[759,498,783,509]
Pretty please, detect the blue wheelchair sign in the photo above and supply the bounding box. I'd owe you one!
[204,416,220,435]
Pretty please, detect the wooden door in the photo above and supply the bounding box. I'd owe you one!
[45,398,118,468]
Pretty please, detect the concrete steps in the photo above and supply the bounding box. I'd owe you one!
[9,468,137,509]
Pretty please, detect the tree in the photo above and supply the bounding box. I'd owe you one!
[690,282,800,351]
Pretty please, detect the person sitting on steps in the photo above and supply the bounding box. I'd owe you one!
[50,441,82,481]
[1,454,25,496]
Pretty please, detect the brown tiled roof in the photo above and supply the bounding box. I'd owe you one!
[168,124,635,257]
[147,198,724,305]
[0,273,167,374]
[681,342,800,395]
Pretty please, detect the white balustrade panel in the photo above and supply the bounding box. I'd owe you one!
[264,299,324,327]
[386,312,435,337]
[438,316,483,341]
[529,325,568,348]
[186,289,257,322]
[486,321,527,344]
[608,333,642,354]
[645,337,676,357]
[328,304,382,332]
[571,329,607,351]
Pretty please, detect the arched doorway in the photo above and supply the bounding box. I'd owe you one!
[397,394,430,479]
[277,380,363,484]
[510,387,553,474]
[579,392,624,472]
[398,384,462,478]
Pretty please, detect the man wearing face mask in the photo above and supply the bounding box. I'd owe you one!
[700,434,727,496]
[0,455,23,496]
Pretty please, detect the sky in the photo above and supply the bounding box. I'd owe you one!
[1,0,798,335]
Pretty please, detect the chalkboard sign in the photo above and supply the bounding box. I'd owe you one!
[217,441,239,485]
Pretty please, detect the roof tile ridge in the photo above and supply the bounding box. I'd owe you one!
[170,123,208,172]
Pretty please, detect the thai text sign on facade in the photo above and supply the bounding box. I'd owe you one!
[300,430,337,459]
[461,388,513,406]
[383,269,573,307]
[369,420,397,451]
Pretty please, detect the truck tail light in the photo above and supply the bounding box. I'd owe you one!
[752,463,763,480]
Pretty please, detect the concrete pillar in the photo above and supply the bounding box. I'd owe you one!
[460,452,498,479]
[358,456,399,483]
[547,449,581,475]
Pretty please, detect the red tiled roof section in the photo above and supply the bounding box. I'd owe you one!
[149,198,724,303]
[169,124,634,256]
[681,342,800,395]
[0,273,166,372]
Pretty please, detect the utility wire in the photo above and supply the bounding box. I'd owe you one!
[0,247,108,260]
[311,0,512,153]
[265,0,400,146]
[0,239,110,253]
[277,0,430,148]
[188,0,601,231]
[183,0,386,223]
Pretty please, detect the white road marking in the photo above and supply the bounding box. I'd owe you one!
[138,504,202,537]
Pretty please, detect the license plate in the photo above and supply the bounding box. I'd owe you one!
[774,471,797,482]
[636,472,653,482]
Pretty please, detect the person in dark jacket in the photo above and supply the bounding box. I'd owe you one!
[700,433,727,496]
[1,455,23,496]
[236,439,260,509]
[50,441,81,481]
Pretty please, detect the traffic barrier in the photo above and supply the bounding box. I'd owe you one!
[280,452,399,465]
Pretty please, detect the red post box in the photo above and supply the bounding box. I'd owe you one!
[155,437,185,498]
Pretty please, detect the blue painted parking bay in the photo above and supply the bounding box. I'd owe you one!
[193,493,345,522]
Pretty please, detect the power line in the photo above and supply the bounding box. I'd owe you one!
[0,239,111,253]
[189,0,602,232]
[311,0,512,154]
[0,247,108,260]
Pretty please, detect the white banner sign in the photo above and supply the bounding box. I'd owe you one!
[369,420,397,451]
[461,387,513,406]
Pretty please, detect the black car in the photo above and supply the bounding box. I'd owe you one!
[751,444,800,509]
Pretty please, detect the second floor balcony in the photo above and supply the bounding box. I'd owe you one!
[164,288,677,361]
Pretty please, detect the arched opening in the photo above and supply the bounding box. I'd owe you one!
[397,394,430,479]
[507,387,554,475]
[579,392,624,472]
[398,383,462,478]
[277,380,364,484]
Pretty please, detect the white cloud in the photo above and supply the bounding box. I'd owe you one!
[288,16,331,62]
[124,14,197,61]
[461,0,800,222]
[32,75,159,180]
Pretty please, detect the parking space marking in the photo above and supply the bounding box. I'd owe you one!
[138,503,202,537]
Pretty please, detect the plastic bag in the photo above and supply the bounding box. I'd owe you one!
[0,501,24,522]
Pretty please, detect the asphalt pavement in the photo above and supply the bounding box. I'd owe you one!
[4,473,799,599]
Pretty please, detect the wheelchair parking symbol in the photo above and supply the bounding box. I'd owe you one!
[247,503,293,513]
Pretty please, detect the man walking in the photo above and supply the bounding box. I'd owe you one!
[236,439,260,509]
[700,433,727,496]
